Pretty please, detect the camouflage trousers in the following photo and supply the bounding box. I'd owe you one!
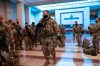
[14,37,22,50]
[41,36,56,59]
[6,37,14,51]
[92,35,100,53]
[23,36,32,50]
[75,33,82,45]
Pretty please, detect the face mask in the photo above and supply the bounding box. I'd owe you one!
[25,25,27,27]
[75,24,78,26]
[43,15,48,19]
[95,20,98,23]
[17,22,19,24]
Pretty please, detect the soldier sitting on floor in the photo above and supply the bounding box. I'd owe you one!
[82,38,90,48]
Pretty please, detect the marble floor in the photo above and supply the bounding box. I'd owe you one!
[17,34,100,66]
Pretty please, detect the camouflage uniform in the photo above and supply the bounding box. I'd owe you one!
[39,17,61,61]
[16,23,22,49]
[22,26,34,50]
[73,25,83,46]
[0,23,9,51]
[5,20,14,50]
[10,23,21,50]
[89,22,100,54]
[0,16,15,65]
[60,24,66,44]
[82,38,90,48]
[30,23,36,47]
[83,46,96,56]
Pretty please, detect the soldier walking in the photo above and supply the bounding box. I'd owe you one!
[38,10,61,66]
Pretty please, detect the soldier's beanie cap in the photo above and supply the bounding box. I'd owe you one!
[32,22,35,24]
[25,22,28,24]
[43,10,49,13]
[0,15,3,19]
[75,21,77,23]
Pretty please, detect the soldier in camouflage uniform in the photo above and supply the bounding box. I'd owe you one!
[10,21,22,50]
[0,16,9,52]
[15,19,22,49]
[30,22,36,47]
[22,22,34,50]
[61,24,66,43]
[88,18,100,54]
[5,19,14,51]
[38,10,61,66]
[82,38,90,48]
[73,21,83,46]
[0,16,15,66]
[31,22,36,32]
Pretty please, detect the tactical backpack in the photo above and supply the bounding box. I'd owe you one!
[83,47,97,56]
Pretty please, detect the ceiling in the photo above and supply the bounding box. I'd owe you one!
[16,0,83,6]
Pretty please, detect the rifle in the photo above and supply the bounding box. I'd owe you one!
[36,19,49,35]
[53,24,65,47]
[73,28,75,43]
[73,33,75,43]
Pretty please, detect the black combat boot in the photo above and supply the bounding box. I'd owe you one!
[91,49,97,56]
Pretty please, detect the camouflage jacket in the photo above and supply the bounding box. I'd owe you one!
[73,25,83,34]
[22,26,34,37]
[38,17,61,36]
[90,22,100,36]
[0,23,13,39]
[0,23,6,40]
[5,22,14,40]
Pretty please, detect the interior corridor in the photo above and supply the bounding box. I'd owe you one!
[17,34,100,66]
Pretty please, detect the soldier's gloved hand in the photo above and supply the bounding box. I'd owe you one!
[57,33,62,40]
[88,26,92,29]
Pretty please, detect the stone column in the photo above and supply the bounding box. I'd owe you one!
[17,1,25,27]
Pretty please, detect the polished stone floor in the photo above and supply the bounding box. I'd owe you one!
[17,34,100,66]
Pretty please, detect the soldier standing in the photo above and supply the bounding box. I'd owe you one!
[22,23,34,50]
[5,19,14,51]
[73,21,83,46]
[30,22,36,47]
[16,19,22,49]
[0,15,9,52]
[38,10,61,66]
[31,22,36,31]
[0,16,11,65]
[88,18,100,54]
